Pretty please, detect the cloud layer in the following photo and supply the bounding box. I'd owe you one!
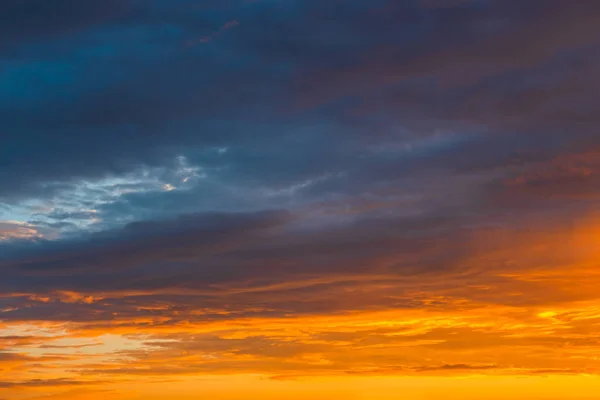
[1,1,600,399]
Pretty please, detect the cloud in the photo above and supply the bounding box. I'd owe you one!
[0,0,132,50]
[416,363,499,372]
[186,20,240,46]
[2,1,600,398]
[0,379,103,389]
[0,222,43,241]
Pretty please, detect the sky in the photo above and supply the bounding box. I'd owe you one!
[1,0,600,399]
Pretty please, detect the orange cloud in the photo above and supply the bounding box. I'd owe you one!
[0,221,42,240]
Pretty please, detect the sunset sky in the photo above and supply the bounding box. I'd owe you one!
[2,1,600,399]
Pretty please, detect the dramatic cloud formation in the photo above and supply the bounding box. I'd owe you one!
[1,1,600,399]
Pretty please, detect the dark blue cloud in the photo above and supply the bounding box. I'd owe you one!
[0,0,132,50]
[1,0,600,325]
[1,0,597,204]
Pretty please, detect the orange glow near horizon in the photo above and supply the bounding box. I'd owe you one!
[2,216,600,399]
